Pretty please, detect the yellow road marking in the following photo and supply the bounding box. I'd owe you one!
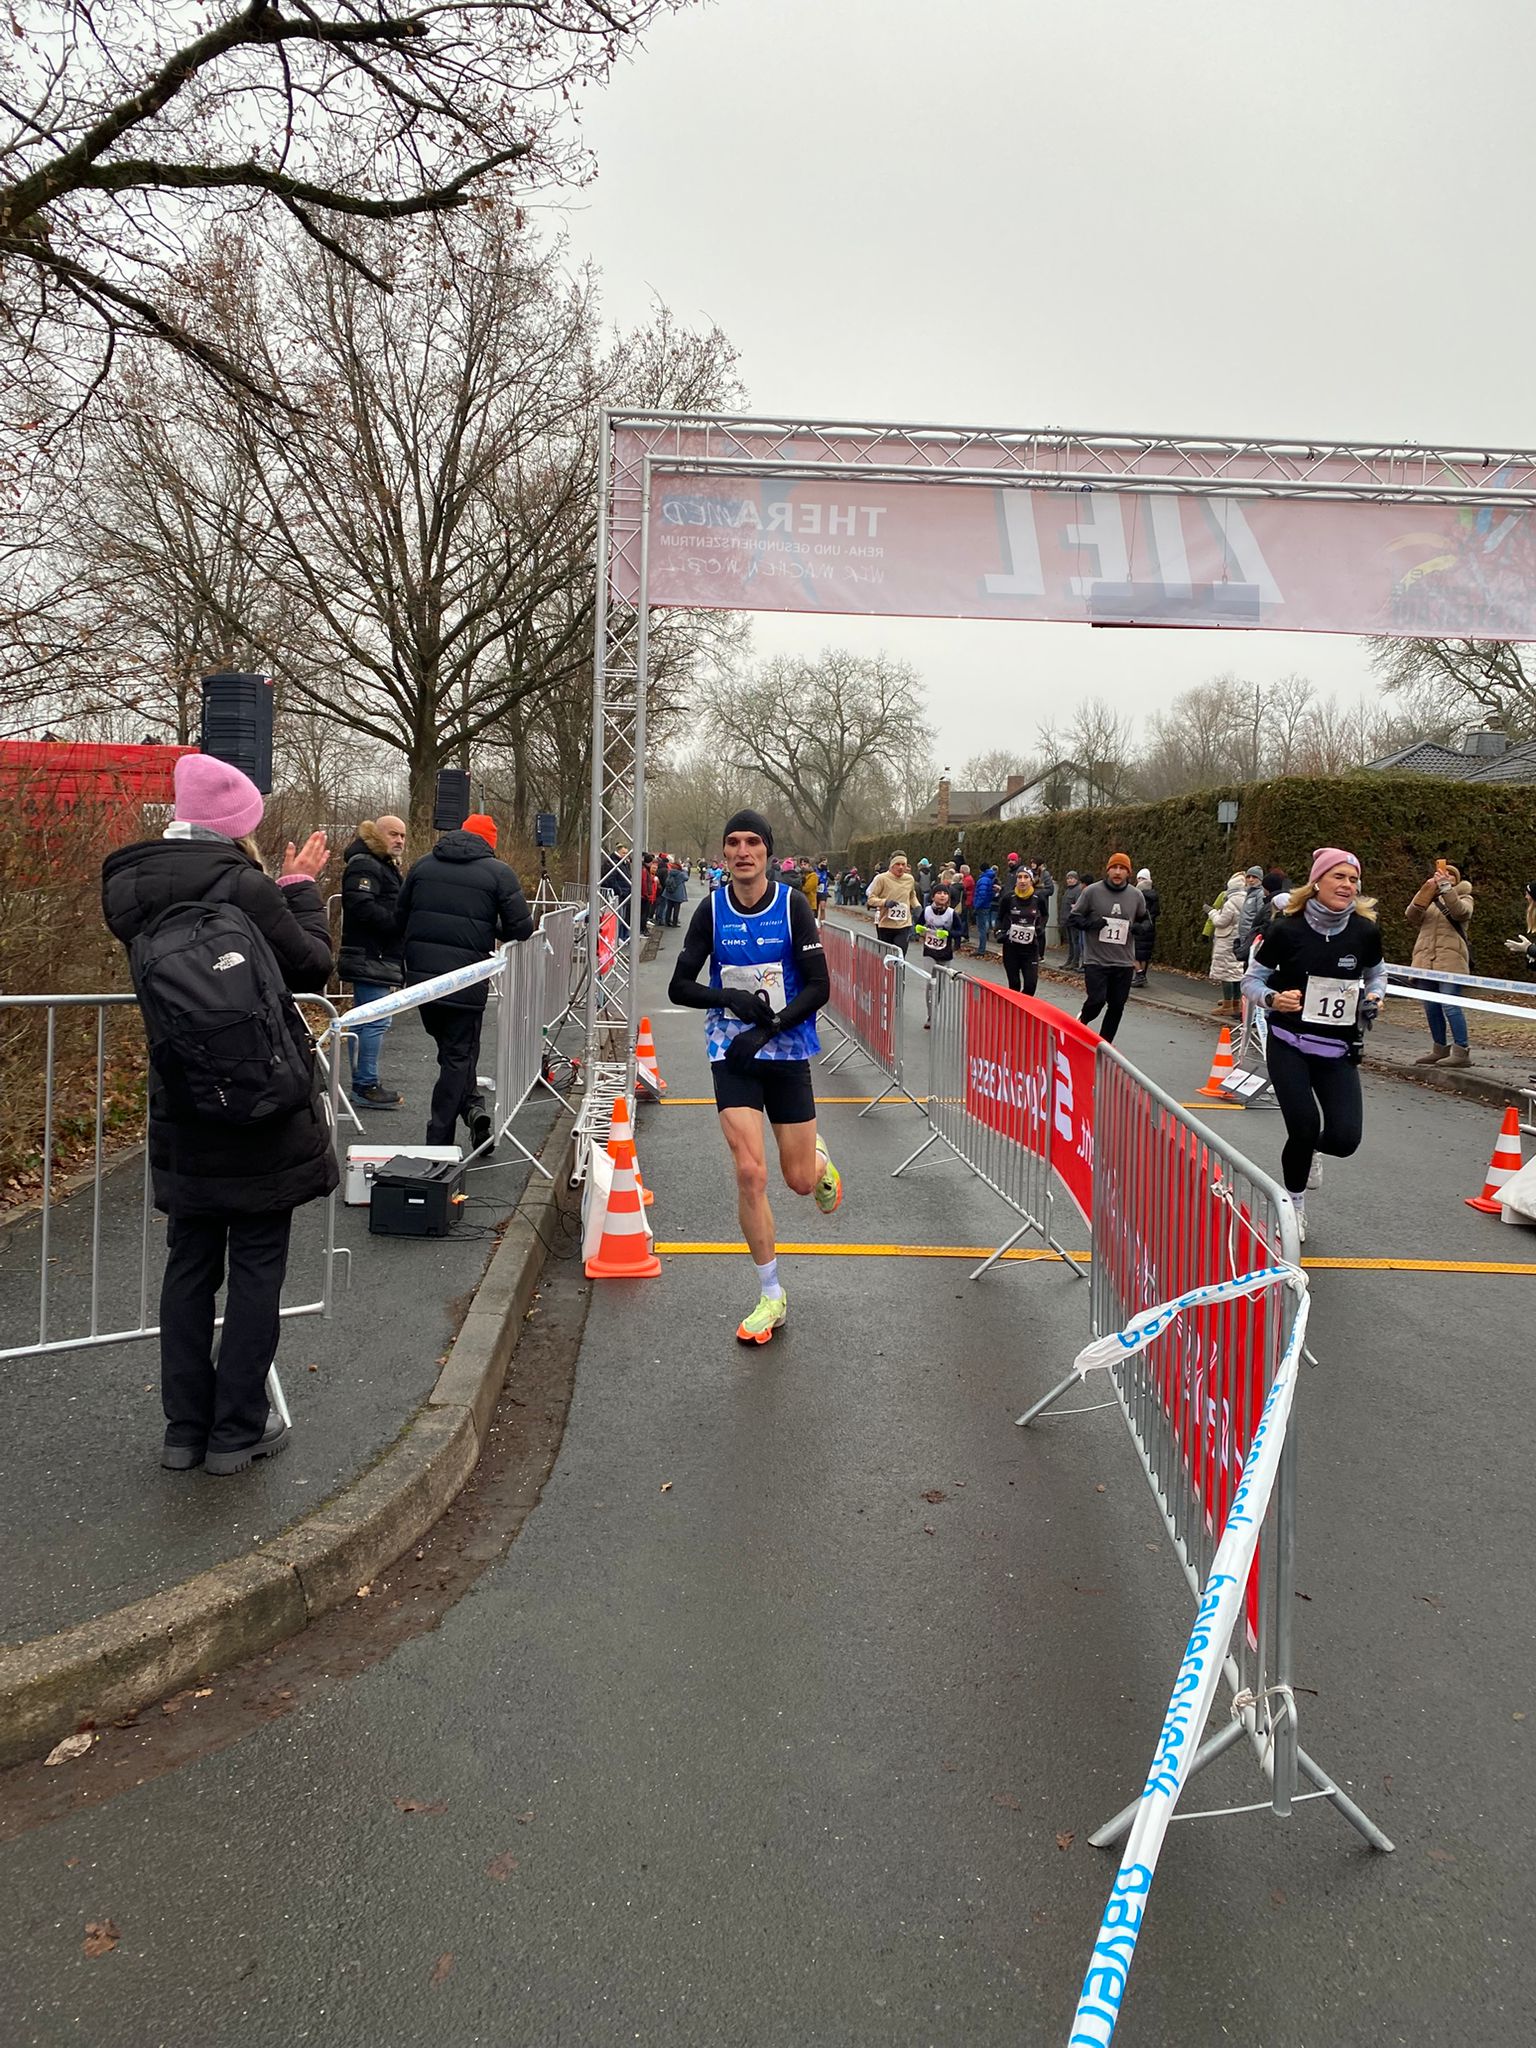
[651,1242,1536,1275]
[660,1096,928,1106]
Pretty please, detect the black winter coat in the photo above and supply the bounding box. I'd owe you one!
[101,836,340,1218]
[397,832,535,1009]
[338,827,404,986]
[1135,885,1161,964]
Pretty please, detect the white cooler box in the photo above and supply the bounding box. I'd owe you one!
[346,1143,463,1207]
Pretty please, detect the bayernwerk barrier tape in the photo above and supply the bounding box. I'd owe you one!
[1066,1264,1311,2048]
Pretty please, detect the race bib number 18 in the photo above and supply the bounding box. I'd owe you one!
[1301,975,1360,1026]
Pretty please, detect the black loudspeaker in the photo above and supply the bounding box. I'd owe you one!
[535,811,558,848]
[199,672,275,793]
[433,768,471,832]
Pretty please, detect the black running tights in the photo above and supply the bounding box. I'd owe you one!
[1265,1034,1363,1193]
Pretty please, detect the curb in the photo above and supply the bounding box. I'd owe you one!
[0,1109,577,1770]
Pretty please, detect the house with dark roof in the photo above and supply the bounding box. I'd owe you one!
[1362,726,1536,784]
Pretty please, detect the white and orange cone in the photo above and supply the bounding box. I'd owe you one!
[1466,1106,1523,1214]
[635,1016,667,1100]
[585,1113,661,1279]
[607,1094,654,1208]
[1198,1027,1236,1099]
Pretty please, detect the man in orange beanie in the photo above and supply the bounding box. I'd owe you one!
[398,812,533,1150]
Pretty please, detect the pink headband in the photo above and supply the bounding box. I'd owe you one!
[1309,847,1360,886]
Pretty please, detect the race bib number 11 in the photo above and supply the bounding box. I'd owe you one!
[1100,916,1129,947]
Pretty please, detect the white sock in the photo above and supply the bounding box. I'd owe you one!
[755,1258,782,1301]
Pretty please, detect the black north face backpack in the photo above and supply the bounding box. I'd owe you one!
[129,888,316,1124]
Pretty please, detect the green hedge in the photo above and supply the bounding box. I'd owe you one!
[843,775,1536,976]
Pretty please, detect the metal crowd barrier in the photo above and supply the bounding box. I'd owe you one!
[0,913,575,1366]
[895,967,1085,1275]
[0,992,347,1392]
[819,926,922,1112]
[537,903,586,1034]
[1018,1048,1389,1857]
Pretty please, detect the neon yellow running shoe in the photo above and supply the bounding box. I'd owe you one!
[814,1142,842,1216]
[736,1291,788,1345]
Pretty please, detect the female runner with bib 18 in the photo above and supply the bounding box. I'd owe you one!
[1241,847,1386,1243]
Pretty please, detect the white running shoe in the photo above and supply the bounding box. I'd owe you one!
[1306,1159,1323,1190]
[1289,1193,1307,1245]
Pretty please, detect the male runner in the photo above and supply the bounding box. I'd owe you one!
[668,807,842,1344]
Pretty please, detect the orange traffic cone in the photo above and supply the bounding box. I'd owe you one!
[607,1094,654,1207]
[1466,1106,1523,1213]
[585,1119,661,1279]
[635,1016,667,1100]
[1198,1027,1236,1098]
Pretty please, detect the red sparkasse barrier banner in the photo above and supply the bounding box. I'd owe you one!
[639,468,1536,641]
[961,980,1096,1223]
[1092,1081,1272,1641]
[822,923,855,1028]
[850,933,897,1064]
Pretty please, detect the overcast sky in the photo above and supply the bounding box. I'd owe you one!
[558,0,1536,764]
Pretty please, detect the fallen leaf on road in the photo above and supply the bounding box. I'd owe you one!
[307,1363,319,1373]
[940,1761,960,1773]
[1426,1847,1457,1866]
[82,1919,119,1958]
[194,1688,212,1699]
[44,1733,94,1767]
[992,1793,1021,1811]
[1094,1483,1107,1494]
[356,1584,372,1599]
[659,1481,672,1493]
[921,1490,947,1504]
[65,1858,80,1870]
[486,1852,519,1882]
[430,1952,454,1987]
[514,1810,535,1825]
[393,1795,448,1816]
[1056,1831,1075,1851]
[923,1524,935,1535]
[1270,1889,1287,1908]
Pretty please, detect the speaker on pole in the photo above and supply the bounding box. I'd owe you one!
[199,672,275,793]
[433,768,471,832]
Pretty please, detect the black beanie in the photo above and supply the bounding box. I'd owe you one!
[721,807,774,856]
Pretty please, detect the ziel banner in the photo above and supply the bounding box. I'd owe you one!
[640,470,1536,641]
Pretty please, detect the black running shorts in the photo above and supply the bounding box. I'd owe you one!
[711,1057,817,1124]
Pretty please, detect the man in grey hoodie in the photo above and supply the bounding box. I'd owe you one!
[1068,852,1148,1044]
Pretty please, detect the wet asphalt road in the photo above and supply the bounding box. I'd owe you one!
[2,940,1532,2046]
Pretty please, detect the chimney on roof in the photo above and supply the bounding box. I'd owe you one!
[1460,723,1509,758]
[1005,772,1028,796]
[936,776,951,826]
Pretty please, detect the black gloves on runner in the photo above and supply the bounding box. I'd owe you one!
[724,1025,773,1073]
[721,987,774,1024]
[724,995,782,1074]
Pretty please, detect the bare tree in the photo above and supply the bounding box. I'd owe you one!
[0,1,685,414]
[957,746,1033,791]
[48,214,740,839]
[707,649,930,851]
[1367,636,1536,739]
[1064,695,1136,804]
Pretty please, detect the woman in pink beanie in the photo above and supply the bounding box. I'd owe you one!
[101,755,338,1476]
[1239,848,1387,1242]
